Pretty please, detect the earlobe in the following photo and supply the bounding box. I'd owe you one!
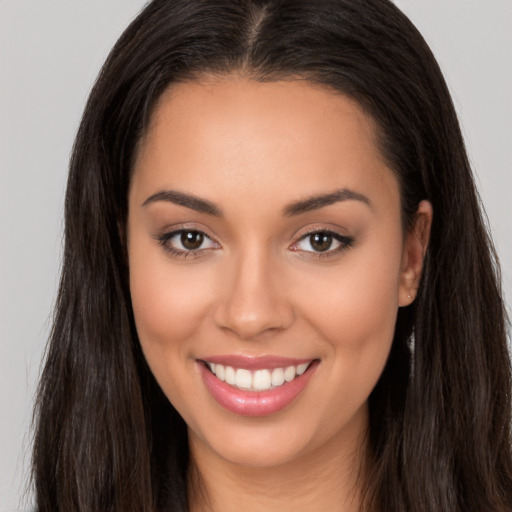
[398,200,433,307]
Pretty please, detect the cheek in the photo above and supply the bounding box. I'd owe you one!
[296,235,403,361]
[128,239,219,422]
[294,243,403,428]
[128,233,214,359]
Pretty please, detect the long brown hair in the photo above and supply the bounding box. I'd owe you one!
[32,1,512,510]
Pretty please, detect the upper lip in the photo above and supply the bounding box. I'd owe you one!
[198,354,316,370]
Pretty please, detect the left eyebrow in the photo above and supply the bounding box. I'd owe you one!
[283,188,372,216]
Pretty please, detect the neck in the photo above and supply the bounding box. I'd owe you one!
[187,410,369,512]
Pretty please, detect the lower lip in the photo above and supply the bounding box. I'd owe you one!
[199,361,318,417]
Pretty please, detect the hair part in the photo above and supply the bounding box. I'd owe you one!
[33,1,512,511]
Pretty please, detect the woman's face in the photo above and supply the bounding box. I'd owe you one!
[127,77,429,469]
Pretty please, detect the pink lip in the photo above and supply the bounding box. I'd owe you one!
[198,359,319,417]
[200,354,313,370]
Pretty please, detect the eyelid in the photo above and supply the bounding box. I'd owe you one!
[155,222,218,241]
[289,226,354,257]
[155,225,221,259]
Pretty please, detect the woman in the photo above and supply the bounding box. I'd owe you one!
[32,0,512,511]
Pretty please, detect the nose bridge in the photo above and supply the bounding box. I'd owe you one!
[214,242,293,339]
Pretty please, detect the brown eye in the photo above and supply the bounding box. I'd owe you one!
[157,229,218,256]
[292,230,354,256]
[181,231,204,250]
[309,233,333,252]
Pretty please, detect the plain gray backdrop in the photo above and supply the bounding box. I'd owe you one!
[1,1,510,511]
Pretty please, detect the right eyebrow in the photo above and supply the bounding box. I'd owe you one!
[283,188,372,216]
[141,189,222,217]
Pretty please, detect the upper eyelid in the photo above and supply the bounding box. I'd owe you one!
[292,225,351,241]
[156,224,218,240]
[158,228,218,247]
[161,227,212,238]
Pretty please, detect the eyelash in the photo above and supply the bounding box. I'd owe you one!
[156,228,354,260]
[290,228,354,259]
[156,229,219,259]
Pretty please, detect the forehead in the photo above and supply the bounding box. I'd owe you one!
[131,77,399,215]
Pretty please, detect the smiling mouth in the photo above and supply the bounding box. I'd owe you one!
[204,360,314,392]
[199,357,320,416]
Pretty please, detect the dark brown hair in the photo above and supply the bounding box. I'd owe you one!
[32,1,512,510]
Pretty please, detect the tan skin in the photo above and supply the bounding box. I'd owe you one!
[127,77,432,512]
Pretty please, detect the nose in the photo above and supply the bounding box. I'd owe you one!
[213,247,295,340]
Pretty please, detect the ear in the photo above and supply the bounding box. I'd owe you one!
[398,200,433,307]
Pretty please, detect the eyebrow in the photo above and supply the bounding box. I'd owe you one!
[142,187,371,217]
[142,189,222,216]
[283,188,371,216]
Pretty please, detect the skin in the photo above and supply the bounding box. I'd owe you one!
[127,77,432,512]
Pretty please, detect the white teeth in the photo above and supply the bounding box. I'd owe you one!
[271,368,285,386]
[235,368,252,389]
[284,366,296,382]
[296,363,309,375]
[253,369,272,390]
[216,364,225,382]
[225,366,236,385]
[207,361,312,391]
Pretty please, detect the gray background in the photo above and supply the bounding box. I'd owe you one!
[1,1,510,511]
